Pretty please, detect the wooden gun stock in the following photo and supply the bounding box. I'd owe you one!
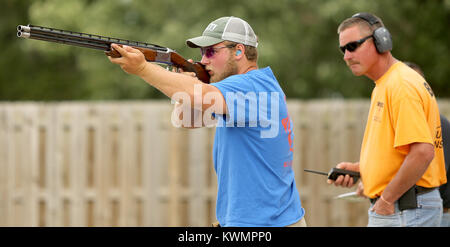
[17,24,210,83]
[170,52,210,84]
[105,46,209,83]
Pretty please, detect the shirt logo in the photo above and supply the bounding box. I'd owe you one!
[373,101,384,122]
[435,125,443,149]
[423,82,435,97]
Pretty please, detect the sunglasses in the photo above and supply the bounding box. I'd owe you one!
[339,35,373,54]
[201,44,237,58]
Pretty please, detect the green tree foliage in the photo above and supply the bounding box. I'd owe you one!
[1,0,449,100]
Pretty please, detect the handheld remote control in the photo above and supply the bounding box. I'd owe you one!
[304,168,360,183]
[327,168,360,182]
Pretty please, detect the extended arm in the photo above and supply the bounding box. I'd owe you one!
[108,44,227,115]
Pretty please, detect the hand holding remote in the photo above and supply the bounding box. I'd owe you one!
[327,162,360,187]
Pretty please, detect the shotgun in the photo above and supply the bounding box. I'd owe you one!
[17,24,210,83]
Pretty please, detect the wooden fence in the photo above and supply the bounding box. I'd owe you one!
[1,100,450,227]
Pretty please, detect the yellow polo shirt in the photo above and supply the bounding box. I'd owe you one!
[359,62,447,198]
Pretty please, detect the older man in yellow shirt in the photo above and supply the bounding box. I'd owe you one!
[329,12,446,227]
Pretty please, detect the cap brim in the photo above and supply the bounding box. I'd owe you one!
[186,36,224,48]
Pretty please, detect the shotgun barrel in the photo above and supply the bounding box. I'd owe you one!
[17,24,210,83]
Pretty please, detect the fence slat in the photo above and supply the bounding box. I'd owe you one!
[0,105,8,225]
[187,128,209,226]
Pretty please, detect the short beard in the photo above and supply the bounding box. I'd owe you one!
[210,54,239,83]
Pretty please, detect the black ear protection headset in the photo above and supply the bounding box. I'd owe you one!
[352,12,393,53]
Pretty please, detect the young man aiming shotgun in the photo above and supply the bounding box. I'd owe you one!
[108,16,306,227]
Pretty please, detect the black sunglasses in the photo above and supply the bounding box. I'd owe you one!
[339,35,373,54]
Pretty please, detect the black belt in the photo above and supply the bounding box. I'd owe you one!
[370,186,437,204]
[415,186,436,195]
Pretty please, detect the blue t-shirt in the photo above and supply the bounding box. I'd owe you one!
[211,67,304,226]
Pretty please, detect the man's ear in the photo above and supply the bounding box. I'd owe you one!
[235,44,245,58]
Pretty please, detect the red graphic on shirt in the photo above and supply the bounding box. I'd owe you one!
[282,96,293,167]
[282,116,294,153]
[283,160,293,167]
[282,96,294,153]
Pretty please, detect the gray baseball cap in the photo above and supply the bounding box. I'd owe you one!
[186,16,258,48]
